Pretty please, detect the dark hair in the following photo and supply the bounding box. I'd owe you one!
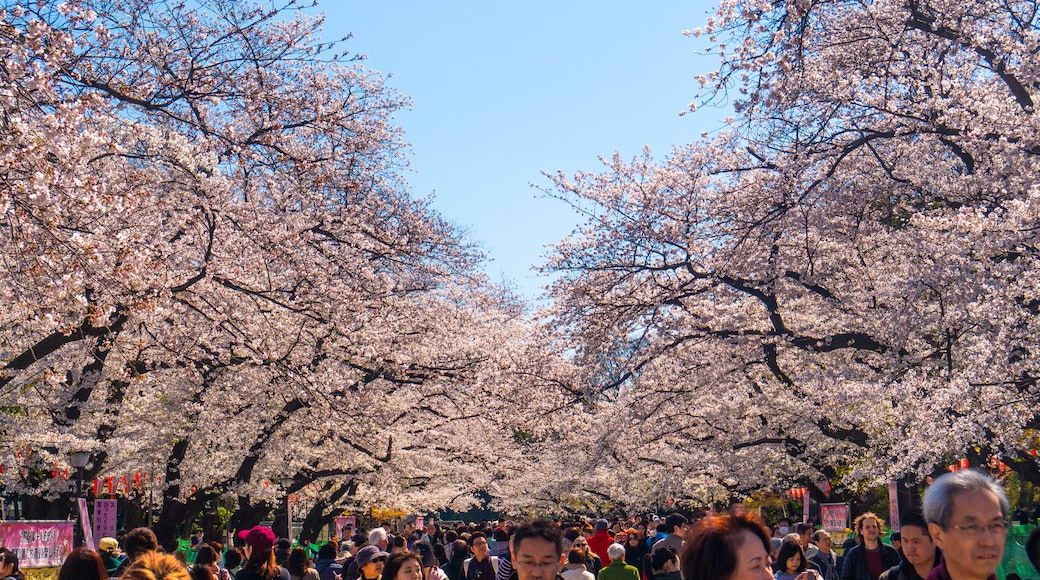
[795,523,813,535]
[58,548,107,580]
[0,548,23,580]
[774,541,807,574]
[288,548,311,576]
[124,527,160,562]
[433,543,447,566]
[445,531,458,544]
[567,548,587,565]
[665,514,688,534]
[189,545,219,580]
[352,532,370,547]
[318,543,337,560]
[651,546,678,572]
[468,532,487,546]
[513,519,563,558]
[195,545,219,567]
[382,551,423,580]
[450,540,470,562]
[1028,528,1040,574]
[391,536,407,549]
[680,513,770,580]
[224,549,243,570]
[494,528,510,542]
[563,528,581,542]
[900,509,928,534]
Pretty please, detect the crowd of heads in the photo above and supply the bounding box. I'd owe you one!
[26,469,1031,580]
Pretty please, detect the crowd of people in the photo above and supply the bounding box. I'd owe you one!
[36,470,1032,580]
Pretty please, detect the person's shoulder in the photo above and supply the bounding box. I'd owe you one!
[878,564,899,580]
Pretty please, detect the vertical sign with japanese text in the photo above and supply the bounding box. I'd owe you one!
[93,499,118,541]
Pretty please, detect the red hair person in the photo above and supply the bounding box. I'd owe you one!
[680,513,773,580]
[57,548,107,580]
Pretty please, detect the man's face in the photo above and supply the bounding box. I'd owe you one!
[798,530,812,548]
[513,537,561,580]
[929,490,1006,580]
[860,518,880,542]
[815,533,832,554]
[471,537,490,559]
[899,526,935,570]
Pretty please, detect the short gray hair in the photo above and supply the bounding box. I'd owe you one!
[607,543,626,562]
[923,469,1009,529]
[369,527,388,545]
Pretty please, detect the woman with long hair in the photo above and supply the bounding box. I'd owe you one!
[772,541,810,580]
[57,548,107,580]
[236,526,290,580]
[286,547,319,580]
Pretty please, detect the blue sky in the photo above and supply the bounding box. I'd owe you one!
[318,2,727,300]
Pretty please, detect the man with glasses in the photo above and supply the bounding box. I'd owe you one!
[510,519,565,580]
[923,470,1009,580]
[463,532,501,580]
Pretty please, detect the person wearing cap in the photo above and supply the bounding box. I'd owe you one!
[99,536,127,579]
[237,525,290,580]
[356,544,390,580]
[586,521,613,568]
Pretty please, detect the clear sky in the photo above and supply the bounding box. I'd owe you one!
[317,2,727,300]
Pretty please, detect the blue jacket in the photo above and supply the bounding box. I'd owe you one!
[315,557,344,580]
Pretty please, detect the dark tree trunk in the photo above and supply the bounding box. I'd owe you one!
[228,495,273,537]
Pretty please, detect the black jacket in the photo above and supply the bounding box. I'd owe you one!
[842,544,900,580]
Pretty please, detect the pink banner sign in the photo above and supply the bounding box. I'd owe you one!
[0,521,75,568]
[888,481,900,532]
[820,503,848,532]
[415,517,424,530]
[93,499,118,541]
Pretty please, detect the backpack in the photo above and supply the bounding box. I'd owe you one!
[463,557,500,579]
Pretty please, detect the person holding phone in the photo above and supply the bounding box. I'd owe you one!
[773,541,819,580]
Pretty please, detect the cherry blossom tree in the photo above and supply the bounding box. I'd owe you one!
[539,0,1040,508]
[0,0,537,542]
